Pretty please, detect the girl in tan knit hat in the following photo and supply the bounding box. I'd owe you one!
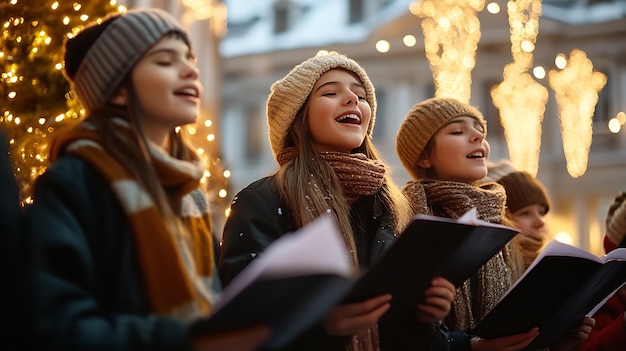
[219,52,456,351]
[25,8,269,351]
[396,97,542,350]
[397,97,595,351]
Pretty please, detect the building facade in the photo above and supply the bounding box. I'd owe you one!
[218,0,626,254]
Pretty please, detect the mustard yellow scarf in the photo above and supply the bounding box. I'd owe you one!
[49,119,217,320]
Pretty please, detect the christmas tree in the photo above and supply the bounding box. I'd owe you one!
[1,0,121,200]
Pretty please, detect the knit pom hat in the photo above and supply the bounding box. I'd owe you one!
[266,52,376,158]
[497,171,551,214]
[396,97,486,180]
[63,8,190,112]
[605,192,626,249]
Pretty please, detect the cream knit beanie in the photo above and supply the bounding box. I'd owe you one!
[266,52,376,159]
[396,97,486,180]
[63,8,190,112]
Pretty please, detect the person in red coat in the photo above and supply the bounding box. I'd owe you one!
[575,192,626,351]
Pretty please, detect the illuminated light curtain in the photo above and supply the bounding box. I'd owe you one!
[491,0,546,176]
[410,0,484,104]
[548,49,607,178]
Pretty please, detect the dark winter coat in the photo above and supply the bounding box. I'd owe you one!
[25,155,215,351]
[219,175,469,351]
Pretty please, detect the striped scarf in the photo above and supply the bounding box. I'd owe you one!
[49,119,218,320]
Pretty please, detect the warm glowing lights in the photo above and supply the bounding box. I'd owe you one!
[411,0,484,103]
[608,118,621,134]
[554,231,574,245]
[207,134,215,141]
[555,53,567,69]
[608,112,625,134]
[218,189,227,198]
[506,0,541,71]
[204,119,212,127]
[492,65,548,176]
[51,2,59,10]
[486,2,501,14]
[403,34,416,47]
[375,40,390,53]
[520,40,534,53]
[549,49,607,178]
[223,170,231,178]
[532,65,545,79]
[491,0,546,175]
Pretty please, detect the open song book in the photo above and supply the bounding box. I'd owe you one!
[343,208,519,324]
[472,240,626,350]
[192,208,520,347]
[191,215,354,349]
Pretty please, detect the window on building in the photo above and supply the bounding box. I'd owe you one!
[273,4,289,34]
[348,0,364,24]
[245,105,265,163]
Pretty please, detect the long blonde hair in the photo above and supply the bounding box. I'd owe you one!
[275,99,413,266]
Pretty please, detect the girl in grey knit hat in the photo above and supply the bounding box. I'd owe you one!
[27,8,269,351]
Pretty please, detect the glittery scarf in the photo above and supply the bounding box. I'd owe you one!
[403,180,515,331]
[49,119,218,320]
[277,147,386,204]
[278,147,384,351]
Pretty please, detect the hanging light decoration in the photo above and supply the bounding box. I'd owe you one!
[491,0,546,176]
[410,0,484,104]
[549,49,607,178]
[492,64,548,176]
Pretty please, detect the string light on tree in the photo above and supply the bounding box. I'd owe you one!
[1,0,122,201]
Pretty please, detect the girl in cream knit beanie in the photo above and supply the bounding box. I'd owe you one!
[266,52,377,159]
[221,53,456,351]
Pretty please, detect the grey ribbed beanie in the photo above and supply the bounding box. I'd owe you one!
[396,97,486,180]
[63,8,190,112]
[266,53,376,159]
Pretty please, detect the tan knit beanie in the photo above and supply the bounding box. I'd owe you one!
[266,52,376,159]
[497,171,551,214]
[396,97,486,180]
[605,192,626,248]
